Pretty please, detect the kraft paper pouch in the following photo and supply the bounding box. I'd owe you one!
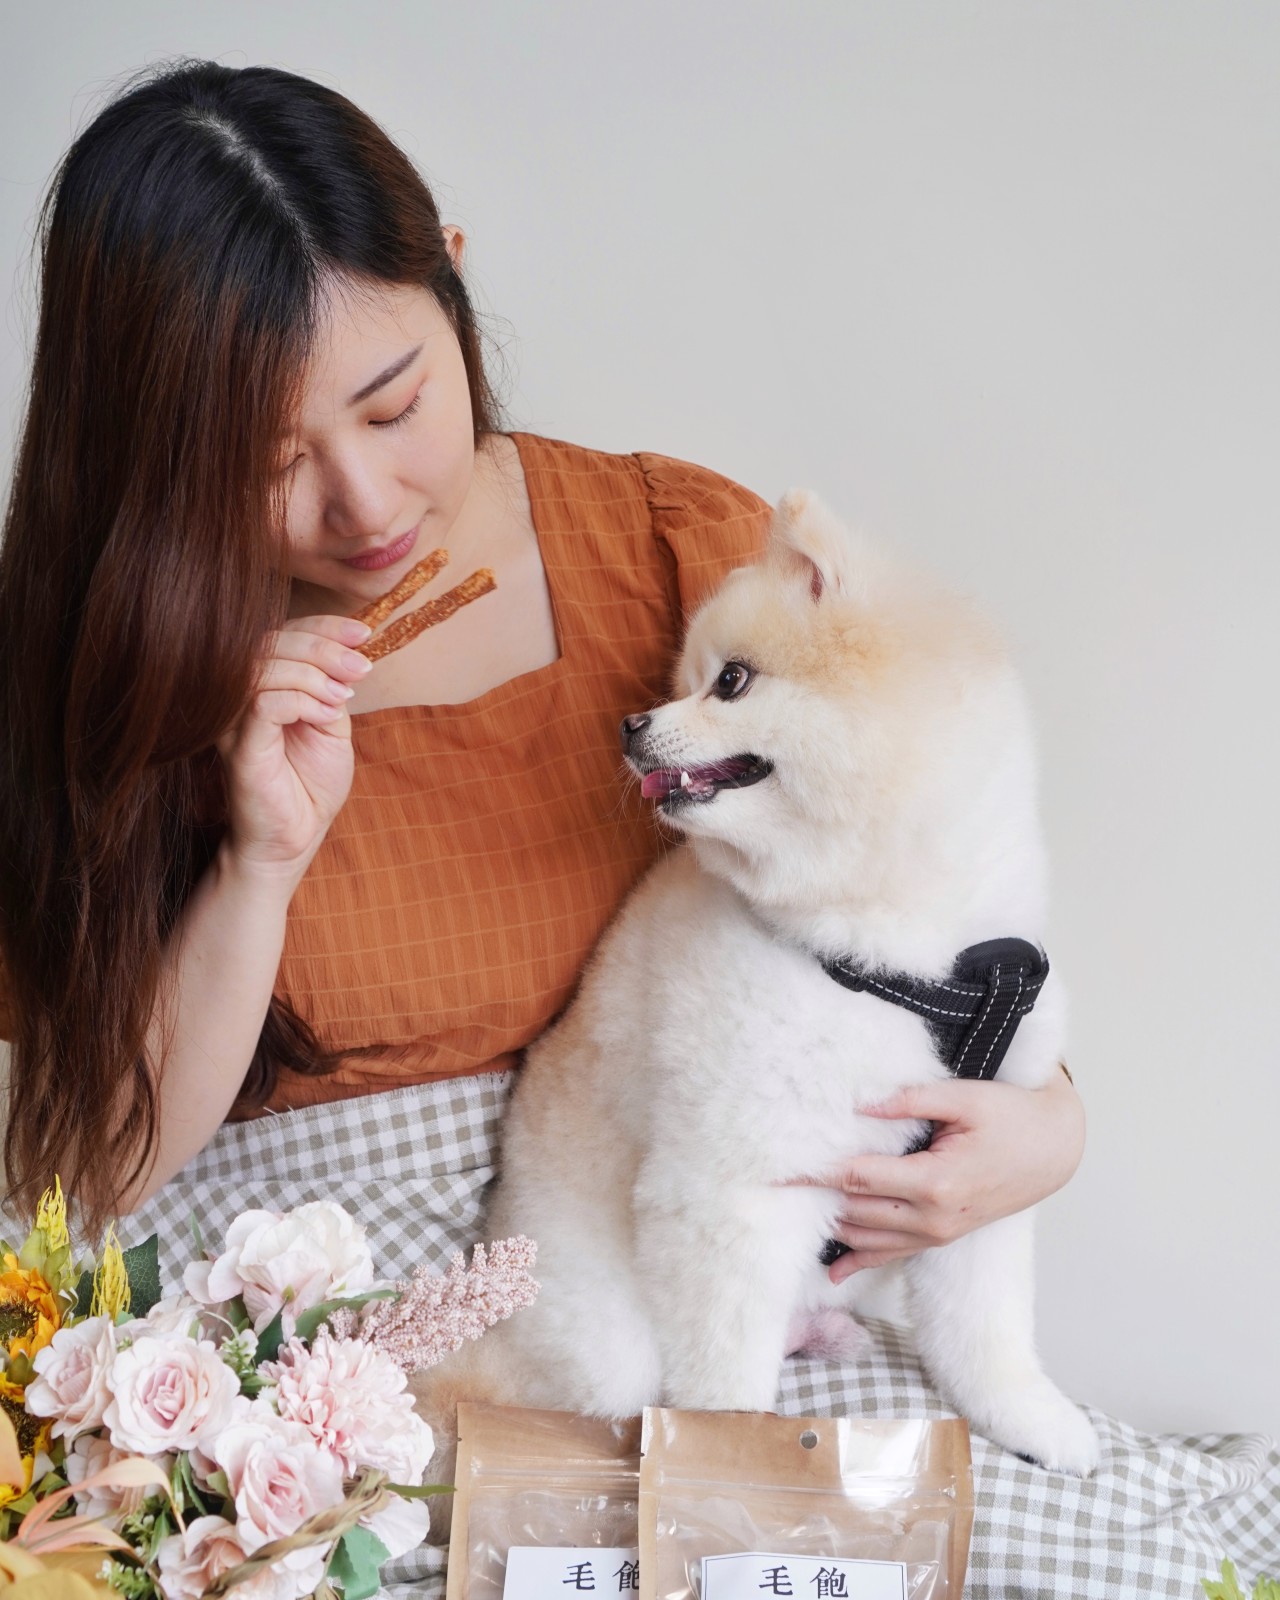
[447,1403,642,1600]
[639,1410,974,1600]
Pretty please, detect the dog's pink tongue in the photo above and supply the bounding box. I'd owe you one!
[641,769,683,799]
[641,759,756,800]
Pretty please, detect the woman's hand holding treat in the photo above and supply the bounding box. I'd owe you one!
[216,613,373,887]
[111,613,374,1211]
[217,552,497,881]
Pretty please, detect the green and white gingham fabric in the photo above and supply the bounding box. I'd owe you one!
[129,1074,1280,1600]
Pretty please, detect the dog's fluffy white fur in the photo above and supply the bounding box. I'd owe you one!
[419,491,1099,1477]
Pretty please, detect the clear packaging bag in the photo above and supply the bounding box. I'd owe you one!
[447,1403,643,1600]
[638,1410,974,1600]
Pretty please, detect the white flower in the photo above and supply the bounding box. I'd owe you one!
[213,1414,345,1588]
[263,1330,434,1483]
[365,1492,431,1561]
[26,1316,117,1441]
[103,1331,243,1456]
[142,1297,206,1338]
[185,1203,375,1334]
[155,1514,303,1600]
[219,1327,259,1366]
[64,1433,170,1524]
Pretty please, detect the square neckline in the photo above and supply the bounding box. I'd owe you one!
[350,431,566,730]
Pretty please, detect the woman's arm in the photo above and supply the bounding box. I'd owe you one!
[116,612,373,1213]
[122,847,303,1210]
[795,1065,1085,1283]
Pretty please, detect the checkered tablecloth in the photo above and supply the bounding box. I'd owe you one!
[128,1074,1280,1600]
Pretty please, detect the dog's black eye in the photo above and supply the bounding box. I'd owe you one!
[713,661,752,701]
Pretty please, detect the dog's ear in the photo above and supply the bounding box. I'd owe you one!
[766,489,870,603]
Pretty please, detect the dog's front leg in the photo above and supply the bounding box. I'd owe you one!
[905,1211,1100,1475]
[633,1167,825,1412]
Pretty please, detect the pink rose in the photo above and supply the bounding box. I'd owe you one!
[65,1433,170,1524]
[213,1414,344,1586]
[263,1330,434,1483]
[155,1515,303,1600]
[26,1315,117,1441]
[103,1331,242,1456]
[185,1204,375,1334]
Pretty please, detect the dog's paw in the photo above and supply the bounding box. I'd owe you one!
[989,1387,1101,1477]
[785,1307,873,1363]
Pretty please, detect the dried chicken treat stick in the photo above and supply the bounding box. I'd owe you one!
[352,546,449,631]
[357,568,497,662]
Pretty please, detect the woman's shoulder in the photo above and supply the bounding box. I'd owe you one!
[515,431,770,519]
[514,433,771,620]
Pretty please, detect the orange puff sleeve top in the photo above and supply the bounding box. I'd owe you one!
[0,435,771,1112]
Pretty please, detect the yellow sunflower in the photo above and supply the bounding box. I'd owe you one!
[0,1251,61,1510]
[0,1252,62,1368]
[0,1377,50,1509]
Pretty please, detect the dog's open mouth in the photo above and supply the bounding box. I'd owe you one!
[638,754,773,804]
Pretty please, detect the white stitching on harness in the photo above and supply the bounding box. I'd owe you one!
[857,972,972,1020]
[977,968,1025,1080]
[954,961,1000,1073]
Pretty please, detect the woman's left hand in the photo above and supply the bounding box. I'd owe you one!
[790,1067,1085,1285]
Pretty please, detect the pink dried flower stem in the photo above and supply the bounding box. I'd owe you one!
[331,1237,538,1371]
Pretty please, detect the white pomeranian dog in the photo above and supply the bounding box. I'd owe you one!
[420,490,1099,1477]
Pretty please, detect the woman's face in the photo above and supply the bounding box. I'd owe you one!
[281,275,476,612]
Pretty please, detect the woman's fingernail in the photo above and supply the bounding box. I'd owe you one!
[341,619,373,644]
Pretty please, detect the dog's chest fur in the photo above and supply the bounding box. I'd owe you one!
[512,847,953,1197]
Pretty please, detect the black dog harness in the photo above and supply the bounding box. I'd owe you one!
[816,937,1050,1266]
[822,936,1050,1082]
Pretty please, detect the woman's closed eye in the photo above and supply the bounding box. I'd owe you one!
[370,389,423,429]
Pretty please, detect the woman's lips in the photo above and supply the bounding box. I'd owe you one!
[341,524,419,572]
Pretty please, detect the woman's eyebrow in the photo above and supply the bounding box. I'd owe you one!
[348,343,423,406]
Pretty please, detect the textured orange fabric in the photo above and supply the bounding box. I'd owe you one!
[0,436,771,1108]
[263,434,771,1110]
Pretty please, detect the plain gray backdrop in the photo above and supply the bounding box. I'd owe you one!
[2,3,1277,1439]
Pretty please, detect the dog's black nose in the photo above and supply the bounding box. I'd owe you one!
[620,712,651,753]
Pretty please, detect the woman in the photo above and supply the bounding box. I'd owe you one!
[0,61,1080,1313]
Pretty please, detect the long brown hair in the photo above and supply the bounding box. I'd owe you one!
[0,60,500,1226]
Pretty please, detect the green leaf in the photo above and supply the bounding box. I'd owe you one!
[386,1481,455,1499]
[292,1290,397,1345]
[73,1266,95,1318]
[122,1233,162,1317]
[189,1211,205,1258]
[327,1526,391,1600]
[224,1298,251,1333]
[204,1468,231,1500]
[174,1450,211,1518]
[255,1309,286,1363]
[1204,1561,1247,1600]
[145,1505,175,1563]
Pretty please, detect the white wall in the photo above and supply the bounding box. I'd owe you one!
[2,2,1276,1440]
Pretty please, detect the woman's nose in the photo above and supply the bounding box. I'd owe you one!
[321,447,400,539]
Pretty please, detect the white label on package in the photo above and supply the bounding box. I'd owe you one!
[502,1546,641,1600]
[701,1553,907,1600]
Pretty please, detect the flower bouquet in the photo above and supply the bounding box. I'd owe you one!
[0,1182,537,1599]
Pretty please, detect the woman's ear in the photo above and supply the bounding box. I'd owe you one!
[443,225,467,273]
